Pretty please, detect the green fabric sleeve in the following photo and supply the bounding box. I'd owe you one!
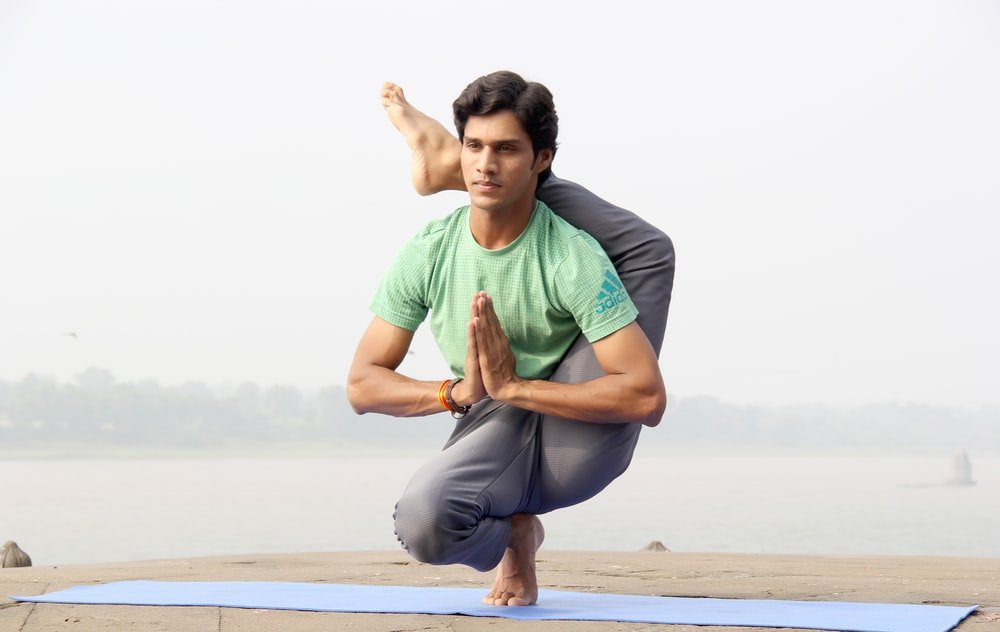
[555,234,639,343]
[369,234,432,332]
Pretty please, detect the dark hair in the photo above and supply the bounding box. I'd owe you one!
[453,70,558,186]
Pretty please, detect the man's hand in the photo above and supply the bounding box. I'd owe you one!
[452,292,488,407]
[472,292,522,401]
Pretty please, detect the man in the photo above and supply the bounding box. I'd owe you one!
[348,71,674,607]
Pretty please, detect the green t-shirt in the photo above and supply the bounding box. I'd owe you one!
[370,200,638,380]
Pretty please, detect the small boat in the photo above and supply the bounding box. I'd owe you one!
[946,449,976,486]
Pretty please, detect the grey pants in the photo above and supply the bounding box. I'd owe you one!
[393,174,676,572]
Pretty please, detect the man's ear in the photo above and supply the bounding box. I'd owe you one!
[533,148,554,174]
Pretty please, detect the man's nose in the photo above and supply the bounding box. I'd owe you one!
[476,147,497,174]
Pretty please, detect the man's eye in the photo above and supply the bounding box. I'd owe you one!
[465,141,480,149]
[499,145,514,152]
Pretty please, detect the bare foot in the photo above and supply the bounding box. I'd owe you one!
[380,81,464,195]
[482,514,545,606]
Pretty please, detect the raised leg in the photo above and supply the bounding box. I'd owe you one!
[536,176,674,354]
[380,82,464,195]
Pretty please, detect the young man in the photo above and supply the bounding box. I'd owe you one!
[348,71,674,607]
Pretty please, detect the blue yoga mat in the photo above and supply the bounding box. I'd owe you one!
[12,581,976,632]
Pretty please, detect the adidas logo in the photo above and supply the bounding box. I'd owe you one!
[594,270,628,314]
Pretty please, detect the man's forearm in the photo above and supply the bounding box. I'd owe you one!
[347,365,450,418]
[492,373,666,427]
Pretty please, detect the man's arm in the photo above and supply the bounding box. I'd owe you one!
[453,294,667,427]
[348,305,489,416]
[347,317,447,417]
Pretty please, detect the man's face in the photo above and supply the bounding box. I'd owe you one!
[460,110,552,215]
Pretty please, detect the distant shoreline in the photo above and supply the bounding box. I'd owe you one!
[3,443,998,460]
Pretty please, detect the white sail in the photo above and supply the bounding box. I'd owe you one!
[946,449,975,486]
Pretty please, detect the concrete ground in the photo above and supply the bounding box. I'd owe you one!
[2,550,997,631]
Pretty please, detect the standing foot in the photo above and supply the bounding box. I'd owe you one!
[482,514,545,606]
[380,82,464,195]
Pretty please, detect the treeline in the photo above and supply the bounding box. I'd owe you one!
[1,368,998,455]
[645,395,1000,455]
[0,367,449,451]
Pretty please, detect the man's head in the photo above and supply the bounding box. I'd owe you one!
[453,71,558,187]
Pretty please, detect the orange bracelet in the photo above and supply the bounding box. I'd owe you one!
[437,379,451,411]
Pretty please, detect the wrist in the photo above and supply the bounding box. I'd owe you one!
[456,377,491,408]
[451,380,473,407]
[445,378,473,417]
[493,376,525,405]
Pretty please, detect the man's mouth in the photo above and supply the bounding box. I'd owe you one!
[474,180,500,191]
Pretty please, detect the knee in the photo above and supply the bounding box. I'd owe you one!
[393,487,471,566]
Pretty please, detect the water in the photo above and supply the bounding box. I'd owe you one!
[2,454,997,566]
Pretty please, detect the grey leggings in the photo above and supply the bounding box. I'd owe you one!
[393,174,676,571]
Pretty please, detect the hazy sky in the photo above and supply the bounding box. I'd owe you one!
[1,0,997,408]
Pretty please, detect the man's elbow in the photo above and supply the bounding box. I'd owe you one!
[345,375,370,415]
[639,386,667,427]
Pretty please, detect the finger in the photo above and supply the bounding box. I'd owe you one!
[467,319,479,358]
[472,317,485,350]
[472,316,484,348]
[473,317,490,365]
[481,295,502,329]
[479,303,504,346]
[477,295,497,330]
[467,320,482,379]
[467,303,480,361]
